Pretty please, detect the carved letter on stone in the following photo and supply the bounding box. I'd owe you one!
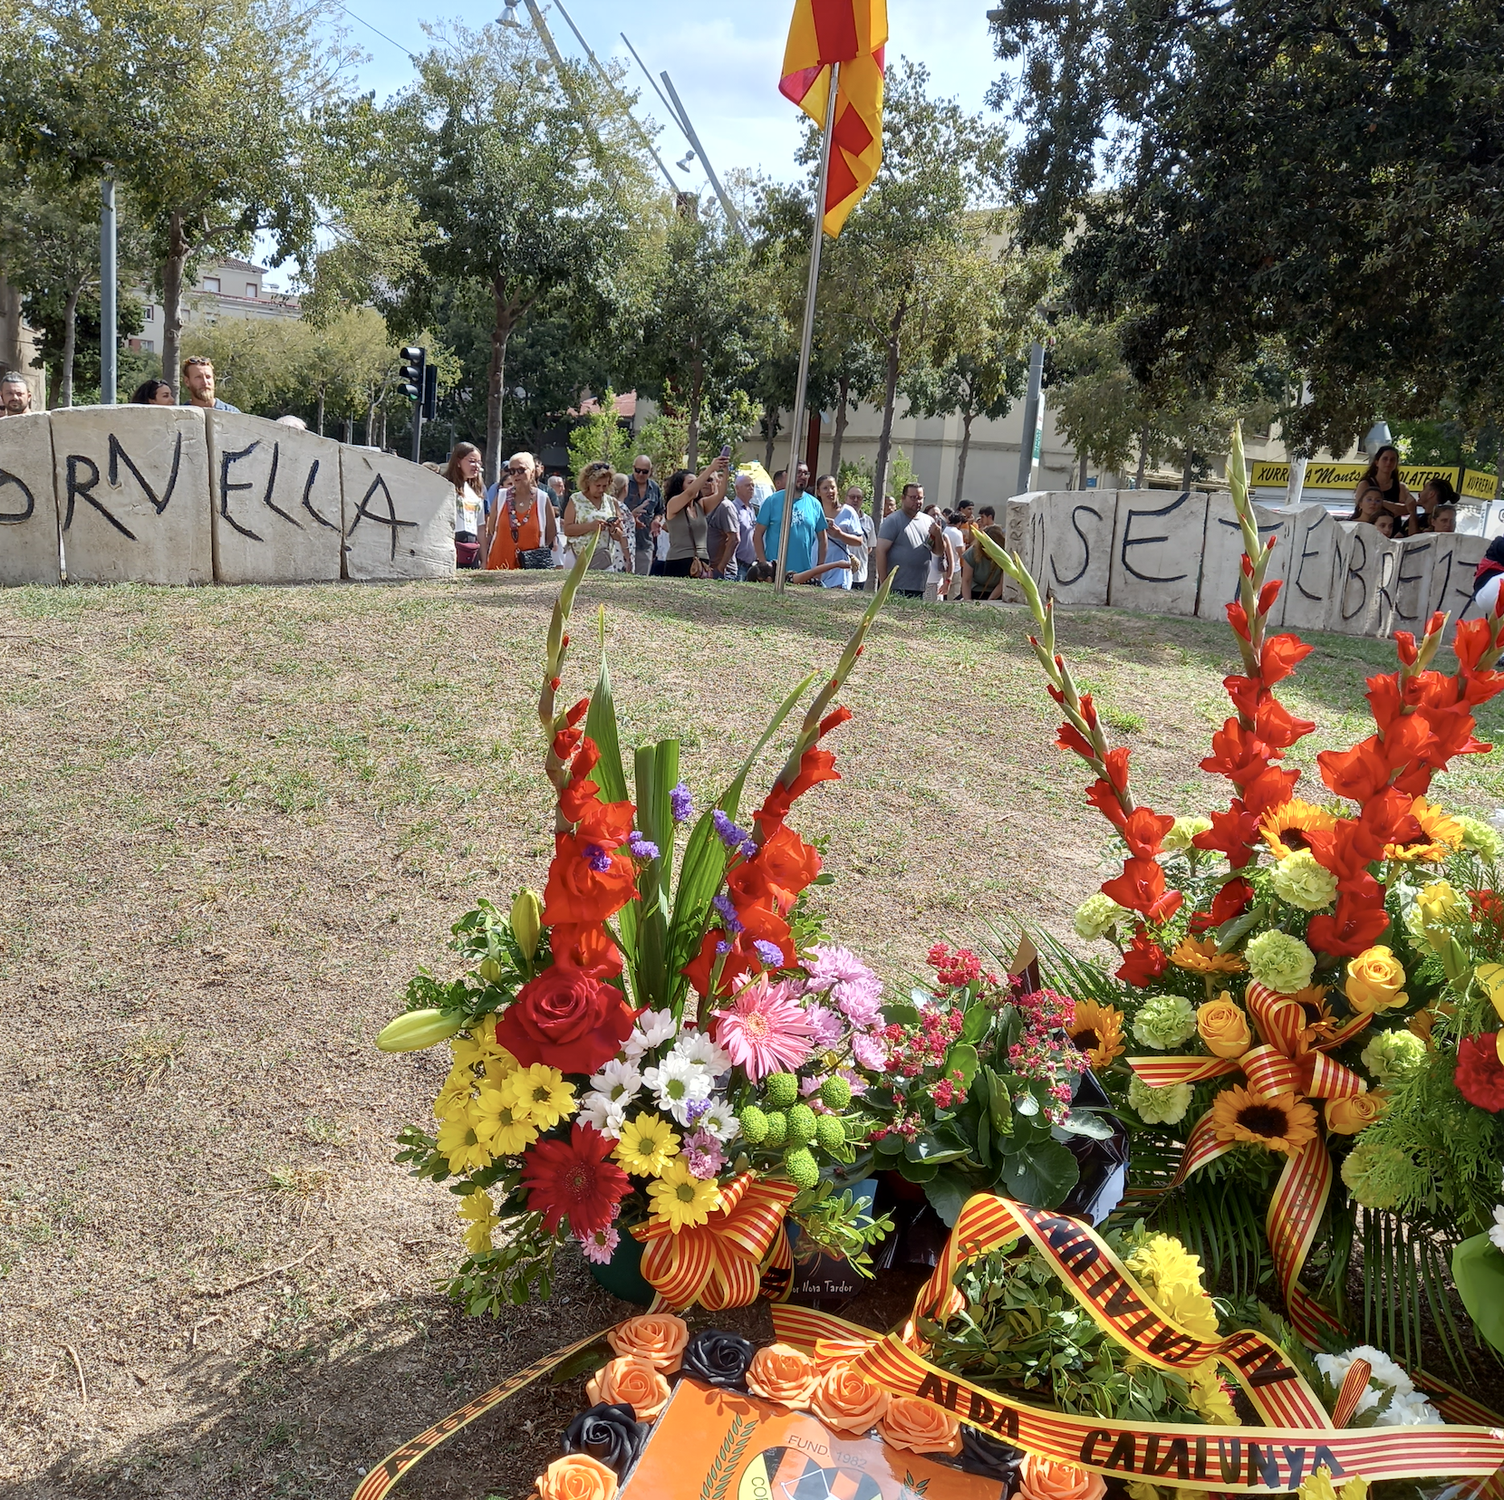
[1108,490,1208,615]
[1196,499,1291,622]
[1039,490,1118,607]
[339,447,455,581]
[0,411,61,585]
[1278,505,1342,632]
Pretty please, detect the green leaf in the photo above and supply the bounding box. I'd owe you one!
[990,1139,1080,1209]
[875,1131,907,1156]
[1015,1090,1040,1117]
[905,1133,970,1165]
[1452,1233,1504,1354]
[583,612,628,804]
[961,1003,991,1045]
[882,1002,922,1028]
[923,1174,973,1228]
[1053,1110,1117,1141]
[897,1157,939,1183]
[631,740,679,1010]
[943,1042,980,1088]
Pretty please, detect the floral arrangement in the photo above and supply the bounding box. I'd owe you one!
[975,424,1504,1375]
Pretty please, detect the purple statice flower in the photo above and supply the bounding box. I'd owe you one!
[683,1129,725,1178]
[582,844,612,873]
[715,939,732,956]
[805,1003,843,1048]
[740,839,759,859]
[684,1097,712,1126]
[753,939,784,970]
[628,831,660,861]
[669,783,693,823]
[711,892,746,935]
[712,810,750,849]
[852,1031,888,1071]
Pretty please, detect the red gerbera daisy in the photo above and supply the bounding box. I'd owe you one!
[1455,1034,1504,1113]
[520,1124,630,1236]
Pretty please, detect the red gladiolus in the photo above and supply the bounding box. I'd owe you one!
[1122,806,1175,858]
[1102,855,1183,923]
[1259,634,1313,687]
[542,832,639,925]
[1394,632,1419,667]
[1086,778,1129,832]
[1318,738,1391,802]
[1239,764,1301,818]
[1117,930,1168,987]
[1226,601,1251,640]
[1103,746,1131,792]
[1454,617,1494,671]
[1255,698,1316,750]
[1056,722,1096,761]
[1306,897,1391,958]
[550,922,623,979]
[1193,804,1263,864]
[521,1124,631,1235]
[1454,1034,1504,1113]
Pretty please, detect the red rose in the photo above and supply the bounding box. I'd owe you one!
[495,965,638,1076]
[1455,1034,1504,1112]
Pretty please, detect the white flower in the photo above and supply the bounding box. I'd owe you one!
[1316,1345,1416,1416]
[589,1058,643,1107]
[643,1054,712,1123]
[578,1090,628,1137]
[1490,1203,1504,1254]
[696,1098,742,1143]
[1376,1390,1443,1426]
[623,1010,677,1061]
[672,1028,732,1075]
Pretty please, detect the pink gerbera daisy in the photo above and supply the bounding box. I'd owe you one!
[715,976,814,1080]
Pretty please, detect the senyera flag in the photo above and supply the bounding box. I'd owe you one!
[779,0,887,236]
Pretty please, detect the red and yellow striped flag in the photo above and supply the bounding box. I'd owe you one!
[778,0,886,236]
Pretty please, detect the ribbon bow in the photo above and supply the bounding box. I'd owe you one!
[631,1173,798,1312]
[1130,982,1371,1343]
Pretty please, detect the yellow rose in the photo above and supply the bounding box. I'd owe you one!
[1325,1090,1386,1135]
[1476,962,1504,1024]
[1197,994,1251,1058]
[1346,946,1407,1014]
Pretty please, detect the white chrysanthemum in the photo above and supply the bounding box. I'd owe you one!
[1490,1203,1504,1255]
[578,1090,628,1138]
[1316,1344,1416,1414]
[589,1058,644,1106]
[623,1009,678,1061]
[696,1098,742,1143]
[644,1054,712,1123]
[672,1028,732,1074]
[1377,1390,1443,1426]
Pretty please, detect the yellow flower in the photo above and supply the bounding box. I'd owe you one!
[1196,994,1251,1058]
[1346,947,1407,1014]
[1261,799,1337,861]
[499,1063,576,1129]
[1069,1000,1126,1070]
[1127,1234,1220,1341]
[472,1087,539,1153]
[449,1024,515,1071]
[1326,1089,1386,1136]
[436,1113,494,1173]
[1209,1085,1319,1155]
[434,1065,476,1122]
[1171,935,1248,975]
[458,1188,499,1254]
[1188,1361,1237,1425]
[1476,962,1504,1023]
[614,1112,680,1177]
[483,1052,518,1087]
[1384,797,1464,862]
[1299,1466,1369,1500]
[647,1157,722,1231]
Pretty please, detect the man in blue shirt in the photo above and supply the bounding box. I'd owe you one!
[753,462,826,577]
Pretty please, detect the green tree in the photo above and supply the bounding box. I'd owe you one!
[567,390,633,481]
[988,0,1504,453]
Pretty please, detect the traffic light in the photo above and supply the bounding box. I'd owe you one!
[422,362,438,422]
[398,345,426,403]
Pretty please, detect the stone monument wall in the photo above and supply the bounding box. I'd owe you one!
[0,406,454,586]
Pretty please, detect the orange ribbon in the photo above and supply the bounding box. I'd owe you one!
[630,1172,798,1311]
[1129,982,1371,1342]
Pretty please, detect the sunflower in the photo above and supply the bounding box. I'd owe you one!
[1384,796,1466,863]
[646,1157,722,1230]
[1068,999,1126,1070]
[1260,799,1336,861]
[1208,1085,1318,1155]
[1170,935,1247,975]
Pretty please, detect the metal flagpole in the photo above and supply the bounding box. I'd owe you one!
[774,61,839,595]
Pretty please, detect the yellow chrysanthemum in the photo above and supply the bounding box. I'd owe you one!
[1261,798,1337,862]
[1127,1235,1220,1341]
[449,1025,515,1071]
[434,1065,476,1123]
[1299,1467,1369,1500]
[613,1112,680,1177]
[1209,1085,1319,1155]
[436,1113,493,1173]
[472,1087,539,1154]
[1069,1000,1126,1071]
[1384,796,1466,863]
[498,1063,576,1130]
[646,1157,722,1231]
[1170,935,1247,976]
[1188,1361,1237,1425]
[458,1188,499,1254]
[482,1051,519,1087]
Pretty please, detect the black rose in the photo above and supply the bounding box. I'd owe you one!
[956,1426,1024,1485]
[563,1402,649,1477]
[679,1329,754,1389]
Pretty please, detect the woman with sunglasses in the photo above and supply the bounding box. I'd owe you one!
[486,451,558,569]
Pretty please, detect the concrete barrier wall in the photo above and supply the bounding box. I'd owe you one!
[1012,490,1489,638]
[0,407,454,586]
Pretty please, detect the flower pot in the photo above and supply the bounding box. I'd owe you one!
[587,1227,656,1306]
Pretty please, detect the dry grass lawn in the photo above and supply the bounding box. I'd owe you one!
[2,571,1502,1500]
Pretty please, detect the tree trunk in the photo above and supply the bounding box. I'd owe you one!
[686,354,703,470]
[58,282,81,408]
[955,408,976,506]
[1181,450,1194,489]
[1135,424,1150,489]
[830,374,850,474]
[161,212,188,398]
[485,280,520,489]
[365,401,375,446]
[1079,448,1090,490]
[868,335,902,590]
[762,411,779,471]
[315,386,325,437]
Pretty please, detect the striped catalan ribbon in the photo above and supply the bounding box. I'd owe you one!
[349,1329,605,1500]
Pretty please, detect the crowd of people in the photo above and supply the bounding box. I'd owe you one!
[1347,444,1458,536]
[446,444,1016,601]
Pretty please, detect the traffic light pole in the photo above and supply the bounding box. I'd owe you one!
[411,399,422,463]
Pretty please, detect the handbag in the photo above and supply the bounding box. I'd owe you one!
[508,493,556,571]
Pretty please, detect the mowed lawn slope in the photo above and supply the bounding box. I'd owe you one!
[2,572,1501,1499]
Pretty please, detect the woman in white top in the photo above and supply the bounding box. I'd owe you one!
[563,459,631,570]
[445,442,486,569]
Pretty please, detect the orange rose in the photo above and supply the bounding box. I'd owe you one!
[1326,1090,1386,1135]
[808,1363,891,1435]
[1016,1455,1106,1500]
[877,1395,961,1456]
[585,1355,671,1423]
[607,1314,689,1374]
[535,1454,618,1500]
[745,1344,818,1408]
[1197,994,1251,1058]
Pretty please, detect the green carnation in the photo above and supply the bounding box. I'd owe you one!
[1127,1074,1193,1125]
[1245,929,1316,994]
[1454,813,1503,860]
[1270,850,1338,911]
[1132,993,1197,1049]
[814,1113,846,1151]
[783,1146,820,1189]
[819,1076,852,1110]
[1341,1138,1427,1211]
[1360,1029,1427,1086]
[764,1073,799,1108]
[738,1105,770,1144]
[1074,892,1130,941]
[1163,815,1213,853]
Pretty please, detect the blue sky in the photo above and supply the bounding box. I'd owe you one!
[273,0,1005,285]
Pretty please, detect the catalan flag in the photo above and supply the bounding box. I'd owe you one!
[778,0,887,236]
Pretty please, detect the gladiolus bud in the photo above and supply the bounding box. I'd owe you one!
[1395,632,1419,666]
[1258,580,1282,617]
[510,888,543,960]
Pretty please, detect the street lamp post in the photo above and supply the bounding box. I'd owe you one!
[100,179,117,406]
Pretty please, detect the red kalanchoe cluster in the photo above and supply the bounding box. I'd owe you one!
[882,1006,966,1081]
[1454,1033,1504,1113]
[927,943,983,989]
